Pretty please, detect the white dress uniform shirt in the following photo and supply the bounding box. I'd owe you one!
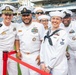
[16,22,45,53]
[16,22,45,75]
[60,21,76,50]
[0,22,17,52]
[60,21,76,75]
[0,21,18,75]
[40,28,68,75]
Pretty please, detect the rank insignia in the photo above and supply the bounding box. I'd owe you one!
[54,33,59,36]
[69,29,75,34]
[60,39,65,45]
[18,30,22,32]
[31,27,38,34]
[1,31,6,35]
[13,27,16,31]
[5,6,10,11]
[23,8,26,12]
[60,41,64,45]
[32,37,36,41]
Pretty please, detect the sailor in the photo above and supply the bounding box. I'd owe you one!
[0,5,18,75]
[33,7,45,22]
[16,6,45,75]
[38,14,51,30]
[40,11,68,75]
[61,9,76,75]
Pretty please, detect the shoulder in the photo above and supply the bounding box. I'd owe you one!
[59,28,67,35]
[10,23,19,30]
[32,22,44,28]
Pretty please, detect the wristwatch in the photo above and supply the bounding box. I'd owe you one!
[47,66,52,71]
[16,50,20,53]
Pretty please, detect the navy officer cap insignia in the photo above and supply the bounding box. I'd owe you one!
[0,24,2,27]
[4,6,13,11]
[23,8,27,12]
[5,6,10,11]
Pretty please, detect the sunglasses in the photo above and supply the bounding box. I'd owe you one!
[5,14,12,16]
[36,12,44,15]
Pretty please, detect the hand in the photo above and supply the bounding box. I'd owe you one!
[45,67,52,74]
[36,55,40,65]
[45,68,50,73]
[66,52,70,60]
[17,52,22,60]
[40,63,46,71]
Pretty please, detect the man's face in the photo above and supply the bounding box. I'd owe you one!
[51,16,62,29]
[40,19,48,28]
[2,13,13,23]
[22,14,32,25]
[62,17,71,27]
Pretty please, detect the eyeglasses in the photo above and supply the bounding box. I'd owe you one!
[36,12,44,15]
[5,14,12,16]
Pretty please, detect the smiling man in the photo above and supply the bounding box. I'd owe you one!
[0,5,18,75]
[40,11,68,75]
[16,6,45,75]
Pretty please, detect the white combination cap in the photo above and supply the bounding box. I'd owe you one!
[33,7,45,13]
[38,15,50,20]
[49,11,65,18]
[18,6,32,15]
[18,6,32,12]
[1,4,16,14]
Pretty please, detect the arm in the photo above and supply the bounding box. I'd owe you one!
[15,40,22,60]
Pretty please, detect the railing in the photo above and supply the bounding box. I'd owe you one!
[3,51,51,75]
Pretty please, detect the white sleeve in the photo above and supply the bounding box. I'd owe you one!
[40,41,45,63]
[38,24,45,41]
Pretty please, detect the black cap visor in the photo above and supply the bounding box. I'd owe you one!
[63,13,71,18]
[21,10,31,16]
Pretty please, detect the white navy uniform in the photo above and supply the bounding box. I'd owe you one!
[40,28,68,75]
[0,22,18,75]
[16,22,45,75]
[61,21,76,75]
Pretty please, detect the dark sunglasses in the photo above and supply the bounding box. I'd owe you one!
[36,12,44,14]
[5,14,12,16]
